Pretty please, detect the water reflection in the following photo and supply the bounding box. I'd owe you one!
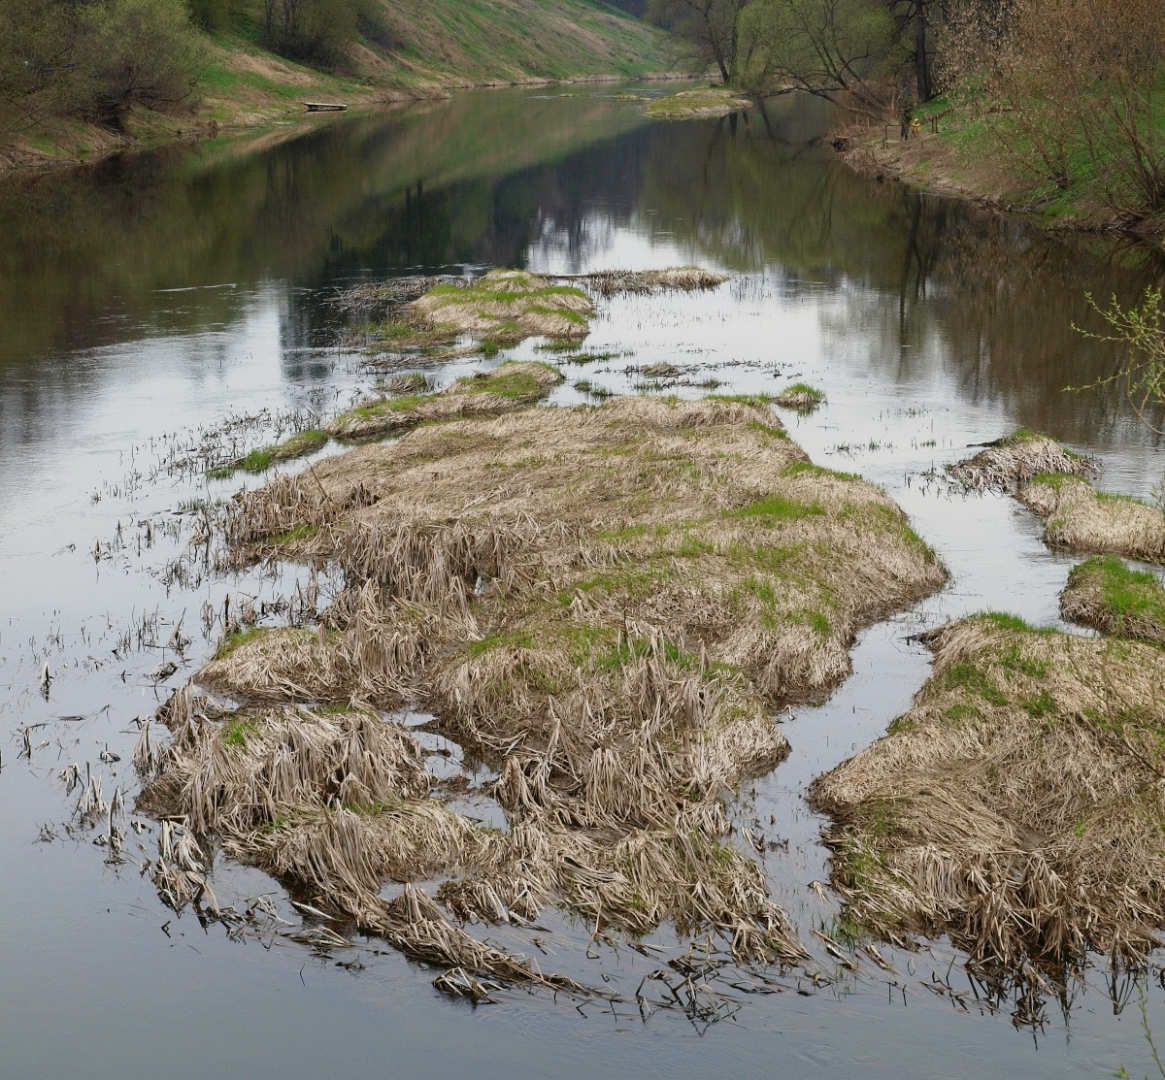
[5,85,1165,1080]
[2,89,1163,455]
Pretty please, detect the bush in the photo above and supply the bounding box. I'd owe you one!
[72,0,205,128]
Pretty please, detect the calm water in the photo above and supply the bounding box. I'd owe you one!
[2,88,1164,1079]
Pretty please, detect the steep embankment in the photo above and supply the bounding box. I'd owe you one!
[4,0,668,172]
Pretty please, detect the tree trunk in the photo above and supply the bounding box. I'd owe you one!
[914,1,931,102]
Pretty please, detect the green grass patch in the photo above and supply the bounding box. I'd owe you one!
[724,494,825,522]
[944,662,1008,707]
[222,717,260,748]
[783,461,859,483]
[214,627,269,661]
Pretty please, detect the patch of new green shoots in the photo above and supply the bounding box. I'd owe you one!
[457,370,543,399]
[468,629,536,657]
[1000,643,1049,678]
[1022,690,1058,718]
[705,393,775,409]
[887,714,915,735]
[942,703,982,724]
[783,461,860,483]
[269,522,318,546]
[1071,555,1165,630]
[724,494,826,522]
[943,662,1008,707]
[974,611,1057,635]
[214,627,269,661]
[209,430,328,479]
[222,718,260,749]
[775,383,826,409]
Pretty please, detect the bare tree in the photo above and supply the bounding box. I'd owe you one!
[737,0,904,116]
[649,0,754,82]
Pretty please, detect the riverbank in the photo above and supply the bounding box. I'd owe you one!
[0,0,672,176]
[833,96,1165,240]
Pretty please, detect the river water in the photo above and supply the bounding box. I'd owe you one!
[2,88,1164,1079]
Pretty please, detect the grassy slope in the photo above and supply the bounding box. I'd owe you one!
[5,0,668,169]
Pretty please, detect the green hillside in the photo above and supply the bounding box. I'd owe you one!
[0,0,669,171]
[369,0,666,83]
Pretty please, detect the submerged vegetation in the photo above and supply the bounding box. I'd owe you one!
[144,395,945,992]
[814,615,1165,970]
[210,429,329,478]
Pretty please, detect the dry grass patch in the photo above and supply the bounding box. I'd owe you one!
[334,271,593,355]
[1061,555,1165,644]
[646,88,752,120]
[150,397,945,989]
[814,614,1165,970]
[325,361,563,441]
[1019,475,1165,563]
[410,269,592,342]
[949,430,1097,491]
[563,267,728,296]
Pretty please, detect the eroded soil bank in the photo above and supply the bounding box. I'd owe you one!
[142,395,945,994]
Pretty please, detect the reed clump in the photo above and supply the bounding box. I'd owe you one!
[949,430,1097,491]
[325,361,564,441]
[775,384,825,411]
[148,396,946,989]
[814,614,1165,970]
[1019,475,1165,563]
[1061,555,1165,643]
[566,267,728,296]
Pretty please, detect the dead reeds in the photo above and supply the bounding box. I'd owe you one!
[1060,554,1165,643]
[949,430,1097,491]
[813,614,1165,970]
[145,395,947,991]
[1019,476,1165,563]
[557,267,728,297]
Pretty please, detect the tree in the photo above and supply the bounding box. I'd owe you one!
[648,0,753,83]
[73,0,205,128]
[0,0,76,136]
[946,0,1165,218]
[1077,289,1165,436]
[737,0,905,115]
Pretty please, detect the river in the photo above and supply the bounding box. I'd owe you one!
[1,86,1163,1079]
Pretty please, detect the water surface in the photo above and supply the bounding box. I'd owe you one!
[2,87,1164,1079]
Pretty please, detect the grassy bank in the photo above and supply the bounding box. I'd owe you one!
[1,0,669,173]
[839,92,1165,234]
